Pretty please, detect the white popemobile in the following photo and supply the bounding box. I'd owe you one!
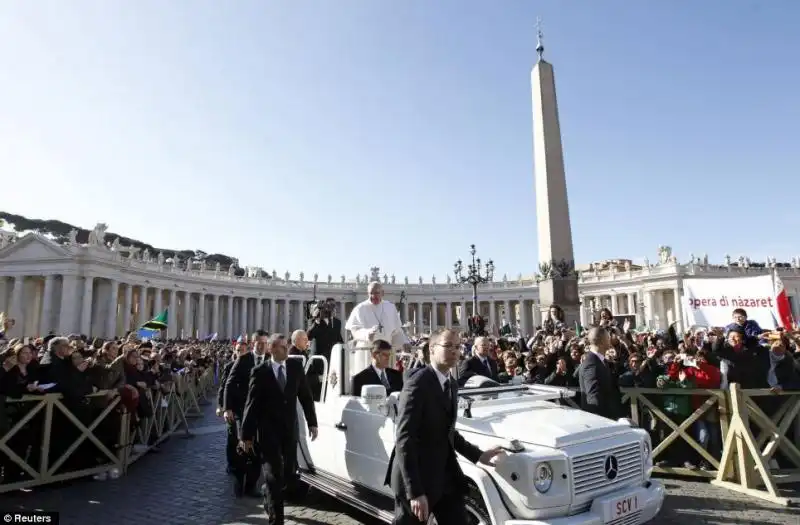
[290,343,665,525]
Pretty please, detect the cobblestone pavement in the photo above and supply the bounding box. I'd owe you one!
[0,407,798,525]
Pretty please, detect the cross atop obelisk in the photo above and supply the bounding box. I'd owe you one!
[530,21,580,324]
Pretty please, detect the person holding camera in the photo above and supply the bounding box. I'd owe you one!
[307,298,344,398]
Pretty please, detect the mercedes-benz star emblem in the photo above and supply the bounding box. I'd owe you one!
[604,455,619,480]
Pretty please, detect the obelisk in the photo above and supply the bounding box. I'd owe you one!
[531,23,580,325]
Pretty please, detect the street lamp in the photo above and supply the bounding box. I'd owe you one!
[453,244,495,316]
[305,282,318,323]
[399,290,407,323]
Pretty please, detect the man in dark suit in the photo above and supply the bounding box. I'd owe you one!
[351,339,404,396]
[239,333,318,525]
[456,336,499,386]
[223,330,270,495]
[578,327,622,420]
[385,329,504,524]
[218,341,251,472]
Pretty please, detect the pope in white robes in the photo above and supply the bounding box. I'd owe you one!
[345,281,411,375]
[346,281,410,348]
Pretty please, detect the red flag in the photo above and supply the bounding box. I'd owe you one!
[773,273,794,329]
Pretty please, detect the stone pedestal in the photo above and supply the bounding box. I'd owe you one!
[538,278,580,325]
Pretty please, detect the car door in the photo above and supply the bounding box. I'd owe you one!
[340,396,396,496]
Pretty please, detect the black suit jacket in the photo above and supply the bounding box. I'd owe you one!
[578,351,622,420]
[217,360,234,408]
[385,366,482,507]
[223,352,268,416]
[307,317,344,374]
[240,359,318,464]
[456,355,499,386]
[351,366,403,396]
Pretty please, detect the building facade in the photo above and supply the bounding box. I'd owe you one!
[2,232,800,340]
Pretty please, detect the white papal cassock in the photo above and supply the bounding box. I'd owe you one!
[345,299,410,374]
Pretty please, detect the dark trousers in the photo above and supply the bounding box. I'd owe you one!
[226,420,239,468]
[262,441,297,525]
[393,492,468,525]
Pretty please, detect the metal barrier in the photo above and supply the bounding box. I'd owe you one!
[0,367,216,493]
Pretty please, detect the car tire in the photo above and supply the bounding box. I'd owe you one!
[429,483,490,525]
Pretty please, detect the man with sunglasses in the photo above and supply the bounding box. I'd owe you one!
[385,328,505,524]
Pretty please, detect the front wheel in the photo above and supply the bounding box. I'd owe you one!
[429,485,491,525]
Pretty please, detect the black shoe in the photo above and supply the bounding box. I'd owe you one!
[233,477,244,498]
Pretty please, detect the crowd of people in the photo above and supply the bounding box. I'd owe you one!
[1,290,798,522]
[0,315,222,486]
[397,305,799,473]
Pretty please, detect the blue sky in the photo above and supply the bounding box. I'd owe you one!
[1,1,797,281]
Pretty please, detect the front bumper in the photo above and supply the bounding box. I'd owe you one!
[504,480,665,525]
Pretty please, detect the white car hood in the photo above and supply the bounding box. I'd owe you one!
[455,400,628,448]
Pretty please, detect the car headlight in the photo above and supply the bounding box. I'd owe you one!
[642,439,653,474]
[533,462,553,493]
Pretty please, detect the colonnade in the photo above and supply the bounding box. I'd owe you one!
[0,274,351,340]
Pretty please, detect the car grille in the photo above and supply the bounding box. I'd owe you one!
[571,442,642,497]
[608,510,642,525]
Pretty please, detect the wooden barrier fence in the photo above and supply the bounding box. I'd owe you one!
[0,367,215,493]
[619,385,799,506]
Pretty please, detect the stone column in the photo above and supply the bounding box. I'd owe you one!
[460,300,467,328]
[39,275,55,335]
[647,290,656,330]
[138,286,149,327]
[416,303,423,334]
[153,288,163,317]
[673,287,683,334]
[503,300,511,327]
[402,301,409,326]
[225,296,234,339]
[183,292,193,338]
[338,302,347,340]
[610,294,618,315]
[445,302,452,328]
[7,276,25,338]
[268,298,277,334]
[80,276,94,336]
[59,275,79,334]
[168,290,177,339]
[431,301,438,331]
[255,299,264,331]
[282,300,290,335]
[489,301,496,332]
[627,293,635,316]
[197,294,206,338]
[106,280,119,337]
[212,295,220,336]
[240,298,248,336]
[122,283,133,335]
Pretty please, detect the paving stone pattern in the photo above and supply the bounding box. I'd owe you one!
[0,409,798,525]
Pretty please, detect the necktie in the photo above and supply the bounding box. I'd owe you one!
[276,364,286,391]
[380,370,390,390]
[256,355,262,366]
[443,378,451,401]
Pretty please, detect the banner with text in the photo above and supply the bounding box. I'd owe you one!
[683,275,778,329]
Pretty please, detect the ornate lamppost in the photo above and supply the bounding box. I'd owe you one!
[305,282,318,323]
[453,244,494,316]
[399,290,407,324]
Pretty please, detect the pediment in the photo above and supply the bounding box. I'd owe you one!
[0,234,72,262]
